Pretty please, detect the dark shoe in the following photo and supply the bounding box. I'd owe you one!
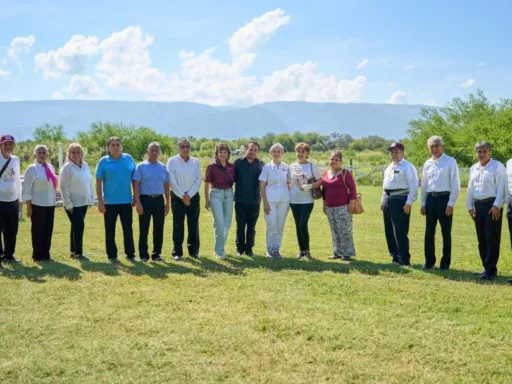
[109,258,119,264]
[422,265,435,271]
[296,251,304,260]
[329,255,341,260]
[439,266,450,270]
[342,256,352,261]
[273,251,282,259]
[480,272,496,281]
[246,251,255,258]
[77,255,89,262]
[190,254,200,259]
[125,256,137,263]
[140,258,149,263]
[3,256,21,264]
[152,256,165,262]
[507,279,512,285]
[46,257,55,262]
[173,255,183,261]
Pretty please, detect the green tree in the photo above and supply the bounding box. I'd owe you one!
[33,123,67,143]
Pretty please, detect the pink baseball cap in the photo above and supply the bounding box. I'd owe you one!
[0,134,15,144]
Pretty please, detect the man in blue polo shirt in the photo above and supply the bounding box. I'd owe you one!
[96,137,136,263]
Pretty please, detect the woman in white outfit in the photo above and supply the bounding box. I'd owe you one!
[59,143,95,261]
[259,143,291,258]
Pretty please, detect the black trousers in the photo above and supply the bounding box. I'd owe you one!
[383,195,411,265]
[507,200,512,249]
[65,205,88,256]
[104,203,135,259]
[235,202,260,253]
[0,200,19,258]
[424,194,453,268]
[171,193,200,256]
[31,205,55,261]
[473,200,502,275]
[138,195,165,260]
[290,203,314,252]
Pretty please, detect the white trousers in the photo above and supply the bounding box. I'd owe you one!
[264,201,290,253]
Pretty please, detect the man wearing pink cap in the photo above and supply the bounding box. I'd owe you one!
[0,134,23,265]
[380,142,419,266]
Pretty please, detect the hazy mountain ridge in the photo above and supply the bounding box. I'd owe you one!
[0,100,433,140]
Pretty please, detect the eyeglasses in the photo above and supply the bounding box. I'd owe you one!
[179,145,191,149]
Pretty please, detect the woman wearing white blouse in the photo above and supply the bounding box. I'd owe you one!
[59,143,95,261]
[259,143,291,258]
[22,145,57,262]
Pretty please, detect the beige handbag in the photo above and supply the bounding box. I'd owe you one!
[341,170,364,215]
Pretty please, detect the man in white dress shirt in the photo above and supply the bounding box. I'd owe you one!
[167,139,202,261]
[0,134,22,265]
[506,157,512,251]
[420,136,460,270]
[466,141,507,281]
[380,142,419,266]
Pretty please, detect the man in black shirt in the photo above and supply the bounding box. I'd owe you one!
[234,142,265,257]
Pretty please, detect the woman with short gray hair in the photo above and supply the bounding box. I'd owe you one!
[22,145,58,262]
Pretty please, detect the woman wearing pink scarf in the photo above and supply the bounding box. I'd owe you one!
[22,145,57,262]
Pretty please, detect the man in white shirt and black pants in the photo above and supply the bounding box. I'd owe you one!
[381,142,419,266]
[466,141,507,281]
[0,134,22,265]
[420,136,460,270]
[167,139,202,260]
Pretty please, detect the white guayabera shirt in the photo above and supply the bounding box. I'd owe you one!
[420,153,461,207]
[506,159,512,203]
[466,159,508,210]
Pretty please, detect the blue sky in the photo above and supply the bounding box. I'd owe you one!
[0,0,510,105]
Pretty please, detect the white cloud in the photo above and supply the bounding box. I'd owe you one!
[461,78,476,88]
[34,35,99,79]
[357,58,368,69]
[253,62,367,104]
[64,75,103,99]
[0,70,11,78]
[387,90,407,104]
[6,35,35,61]
[387,81,397,88]
[52,91,64,100]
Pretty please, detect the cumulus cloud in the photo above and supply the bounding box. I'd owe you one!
[357,58,368,69]
[34,35,99,78]
[387,90,407,104]
[0,70,11,78]
[52,91,64,100]
[64,75,103,99]
[6,35,35,61]
[461,78,476,88]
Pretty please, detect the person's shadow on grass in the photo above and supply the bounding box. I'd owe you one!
[0,260,82,283]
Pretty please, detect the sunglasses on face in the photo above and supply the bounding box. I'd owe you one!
[180,145,191,149]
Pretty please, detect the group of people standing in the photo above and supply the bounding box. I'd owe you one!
[382,136,512,281]
[0,134,357,267]
[1,132,512,282]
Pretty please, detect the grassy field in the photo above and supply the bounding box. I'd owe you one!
[1,186,512,383]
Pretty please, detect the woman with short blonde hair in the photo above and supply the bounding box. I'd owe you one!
[59,143,95,261]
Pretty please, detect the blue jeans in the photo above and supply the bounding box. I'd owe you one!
[209,188,234,255]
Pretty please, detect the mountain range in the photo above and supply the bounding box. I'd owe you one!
[0,100,434,140]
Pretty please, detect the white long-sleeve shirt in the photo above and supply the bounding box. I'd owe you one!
[506,159,512,201]
[0,154,22,202]
[381,159,419,205]
[466,159,507,209]
[59,161,95,210]
[22,162,57,207]
[166,155,202,198]
[420,153,461,207]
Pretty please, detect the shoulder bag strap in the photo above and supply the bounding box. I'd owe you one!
[340,169,350,195]
[0,157,12,179]
[216,163,233,187]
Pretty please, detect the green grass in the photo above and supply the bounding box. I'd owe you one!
[1,187,512,383]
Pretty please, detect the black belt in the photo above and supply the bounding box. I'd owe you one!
[141,194,163,198]
[428,191,450,197]
[475,197,495,204]
[385,189,409,196]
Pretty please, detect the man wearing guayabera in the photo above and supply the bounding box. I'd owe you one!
[420,136,460,270]
[380,142,419,267]
[466,141,507,281]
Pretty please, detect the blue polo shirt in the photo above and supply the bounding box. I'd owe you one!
[95,153,136,204]
[133,160,170,195]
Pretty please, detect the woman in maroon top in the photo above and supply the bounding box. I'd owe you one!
[322,150,357,260]
[204,144,235,259]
